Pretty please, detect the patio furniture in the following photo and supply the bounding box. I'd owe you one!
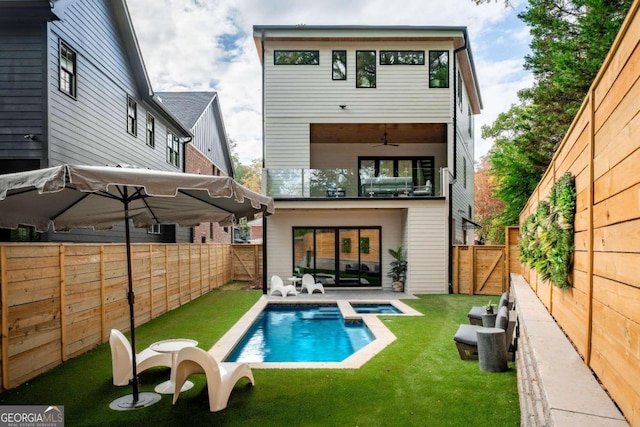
[149,338,198,394]
[453,305,516,361]
[361,176,412,196]
[269,275,297,297]
[109,329,172,386]
[467,292,512,325]
[172,346,255,412]
[300,273,325,294]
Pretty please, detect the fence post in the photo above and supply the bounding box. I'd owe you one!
[59,245,67,362]
[1,246,9,390]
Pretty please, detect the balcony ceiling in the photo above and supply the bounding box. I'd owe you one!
[310,123,446,145]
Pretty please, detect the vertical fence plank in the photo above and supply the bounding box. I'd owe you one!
[59,245,67,362]
[1,246,8,389]
[100,246,106,343]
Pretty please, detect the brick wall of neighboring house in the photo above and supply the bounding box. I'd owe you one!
[185,144,231,244]
[250,223,263,241]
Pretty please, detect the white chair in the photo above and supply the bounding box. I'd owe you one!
[269,275,297,297]
[172,346,255,412]
[301,273,325,294]
[109,329,172,386]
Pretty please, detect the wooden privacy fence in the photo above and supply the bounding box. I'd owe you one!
[0,242,244,390]
[518,2,640,425]
[452,227,520,296]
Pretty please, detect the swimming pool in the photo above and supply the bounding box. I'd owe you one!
[226,304,374,363]
[350,303,402,314]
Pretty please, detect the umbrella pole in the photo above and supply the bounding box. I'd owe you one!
[123,191,139,402]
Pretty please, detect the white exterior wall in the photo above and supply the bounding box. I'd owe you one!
[266,202,447,293]
[405,202,448,293]
[263,40,454,169]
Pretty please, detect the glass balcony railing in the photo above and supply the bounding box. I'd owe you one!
[265,168,445,198]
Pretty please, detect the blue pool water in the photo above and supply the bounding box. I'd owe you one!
[226,304,374,363]
[351,303,402,314]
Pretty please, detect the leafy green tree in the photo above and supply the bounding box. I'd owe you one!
[475,0,632,227]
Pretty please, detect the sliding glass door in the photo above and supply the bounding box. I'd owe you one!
[293,227,381,287]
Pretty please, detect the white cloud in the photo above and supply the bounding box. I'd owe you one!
[127,0,533,163]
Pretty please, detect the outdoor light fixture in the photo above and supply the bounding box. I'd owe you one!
[339,105,346,109]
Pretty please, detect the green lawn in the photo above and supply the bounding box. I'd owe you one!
[0,287,519,426]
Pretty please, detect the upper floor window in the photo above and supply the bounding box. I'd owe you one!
[59,41,77,98]
[148,224,161,235]
[380,51,425,65]
[146,114,155,147]
[332,50,347,80]
[463,157,467,189]
[127,96,137,136]
[457,71,463,107]
[356,50,376,88]
[274,50,319,65]
[429,51,449,88]
[166,131,180,167]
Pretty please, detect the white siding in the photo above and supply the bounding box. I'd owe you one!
[263,40,454,168]
[405,202,448,293]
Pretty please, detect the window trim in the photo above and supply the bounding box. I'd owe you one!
[58,40,77,98]
[332,50,347,80]
[166,131,180,168]
[428,50,450,89]
[273,50,320,65]
[379,50,425,65]
[127,96,137,137]
[148,224,161,235]
[146,113,155,148]
[356,50,376,89]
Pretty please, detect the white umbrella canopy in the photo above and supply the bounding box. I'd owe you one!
[0,164,274,232]
[0,164,274,409]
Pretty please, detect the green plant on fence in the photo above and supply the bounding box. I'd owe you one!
[518,172,576,288]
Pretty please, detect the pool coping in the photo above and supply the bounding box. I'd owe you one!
[208,296,422,369]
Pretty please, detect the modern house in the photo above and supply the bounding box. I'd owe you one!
[253,25,482,293]
[156,91,236,243]
[0,1,232,244]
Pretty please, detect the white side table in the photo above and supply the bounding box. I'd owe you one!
[150,338,198,394]
[287,277,302,290]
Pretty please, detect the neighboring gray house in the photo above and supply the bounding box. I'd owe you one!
[254,25,482,294]
[0,0,193,243]
[157,91,236,243]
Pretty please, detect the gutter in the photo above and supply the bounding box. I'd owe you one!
[448,42,467,294]
[261,29,268,294]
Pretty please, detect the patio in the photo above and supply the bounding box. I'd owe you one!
[0,285,519,426]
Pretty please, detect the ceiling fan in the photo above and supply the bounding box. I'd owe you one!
[373,125,399,147]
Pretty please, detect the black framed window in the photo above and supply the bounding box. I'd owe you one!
[127,96,137,136]
[166,131,180,167]
[332,50,347,80]
[429,50,449,88]
[146,113,155,147]
[380,50,424,65]
[274,50,319,65]
[59,41,77,98]
[293,227,382,287]
[356,50,376,88]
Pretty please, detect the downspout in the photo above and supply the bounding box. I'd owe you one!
[260,30,268,295]
[448,42,467,294]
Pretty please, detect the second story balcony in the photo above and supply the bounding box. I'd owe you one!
[265,167,446,199]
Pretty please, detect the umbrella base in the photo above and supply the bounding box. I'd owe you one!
[109,392,161,411]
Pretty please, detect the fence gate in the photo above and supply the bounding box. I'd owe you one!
[231,244,262,282]
[453,245,506,295]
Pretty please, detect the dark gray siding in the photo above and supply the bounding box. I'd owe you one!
[0,22,48,169]
[47,0,182,171]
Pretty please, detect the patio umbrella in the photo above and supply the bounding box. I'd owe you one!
[0,164,274,408]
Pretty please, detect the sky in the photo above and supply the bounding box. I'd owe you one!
[127,0,534,165]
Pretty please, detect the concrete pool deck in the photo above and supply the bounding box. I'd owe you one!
[208,290,422,369]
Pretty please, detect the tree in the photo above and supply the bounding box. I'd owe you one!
[474,157,506,243]
[475,0,632,230]
[230,140,262,193]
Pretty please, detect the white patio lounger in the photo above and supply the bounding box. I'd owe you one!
[109,329,172,386]
[172,346,255,412]
[301,273,325,294]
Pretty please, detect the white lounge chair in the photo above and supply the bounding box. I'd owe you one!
[172,346,255,412]
[109,329,172,386]
[269,275,297,297]
[301,273,325,294]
